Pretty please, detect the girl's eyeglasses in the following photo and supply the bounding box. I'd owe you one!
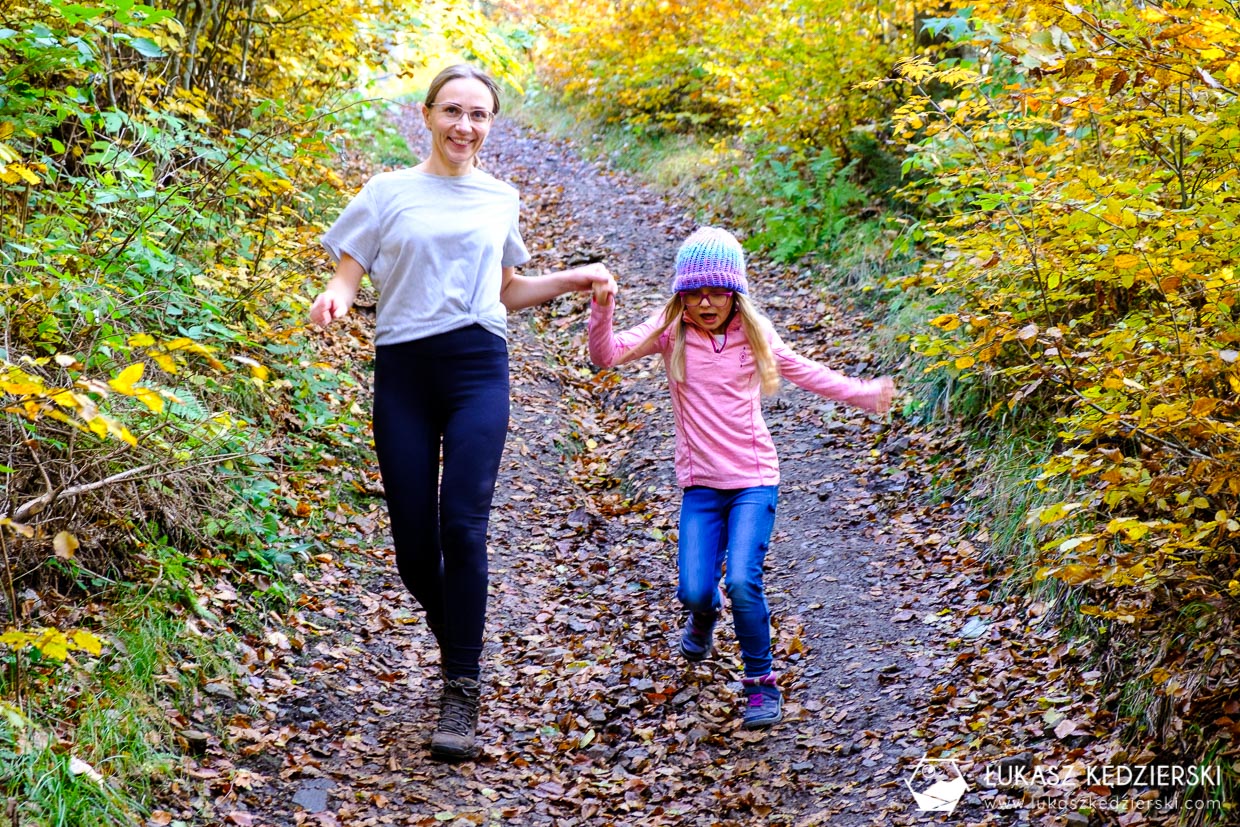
[681,289,734,307]
[428,103,495,125]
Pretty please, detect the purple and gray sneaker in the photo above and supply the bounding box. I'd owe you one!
[741,673,782,729]
[678,611,718,662]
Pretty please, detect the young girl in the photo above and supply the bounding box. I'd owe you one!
[588,227,894,729]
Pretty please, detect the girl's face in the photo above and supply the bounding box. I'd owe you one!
[421,78,496,175]
[681,289,735,334]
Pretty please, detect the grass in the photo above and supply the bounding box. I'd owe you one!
[1,594,240,827]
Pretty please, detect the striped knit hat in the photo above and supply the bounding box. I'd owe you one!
[671,226,748,295]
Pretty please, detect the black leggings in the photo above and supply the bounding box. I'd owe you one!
[373,325,509,680]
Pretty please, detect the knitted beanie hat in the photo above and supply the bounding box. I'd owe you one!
[671,226,748,295]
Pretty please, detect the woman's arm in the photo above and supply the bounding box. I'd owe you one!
[309,253,365,327]
[501,262,611,312]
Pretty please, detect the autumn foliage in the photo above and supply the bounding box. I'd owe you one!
[881,0,1240,744]
[519,0,919,256]
[0,0,518,816]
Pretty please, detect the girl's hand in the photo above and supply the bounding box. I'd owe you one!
[309,287,352,327]
[873,376,896,414]
[592,271,617,306]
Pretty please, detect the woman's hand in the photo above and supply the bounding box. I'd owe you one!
[309,254,364,327]
[561,261,613,293]
[309,287,353,327]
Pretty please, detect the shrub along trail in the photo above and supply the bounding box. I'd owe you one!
[163,120,1120,827]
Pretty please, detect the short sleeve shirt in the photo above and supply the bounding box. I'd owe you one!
[321,168,531,345]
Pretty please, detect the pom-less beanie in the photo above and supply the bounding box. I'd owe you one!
[671,226,748,295]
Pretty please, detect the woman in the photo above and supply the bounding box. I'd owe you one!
[310,64,607,760]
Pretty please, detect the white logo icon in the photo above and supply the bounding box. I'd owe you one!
[906,756,968,813]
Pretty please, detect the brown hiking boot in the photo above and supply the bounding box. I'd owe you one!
[430,676,481,760]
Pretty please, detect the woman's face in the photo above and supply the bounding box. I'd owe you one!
[681,289,735,334]
[422,78,496,174]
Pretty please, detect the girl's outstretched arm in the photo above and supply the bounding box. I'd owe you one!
[771,330,895,413]
[588,296,667,369]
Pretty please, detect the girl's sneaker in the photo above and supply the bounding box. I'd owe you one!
[741,673,782,729]
[678,611,718,661]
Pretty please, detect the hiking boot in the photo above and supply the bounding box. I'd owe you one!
[678,610,718,662]
[430,676,481,760]
[741,673,782,729]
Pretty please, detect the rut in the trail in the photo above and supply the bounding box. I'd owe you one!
[206,118,958,827]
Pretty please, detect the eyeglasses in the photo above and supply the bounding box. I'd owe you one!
[428,103,495,125]
[681,289,734,307]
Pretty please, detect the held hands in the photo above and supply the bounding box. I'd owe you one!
[873,376,896,414]
[591,268,618,306]
[559,262,615,304]
[308,287,352,327]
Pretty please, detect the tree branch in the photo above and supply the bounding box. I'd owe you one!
[2,453,251,525]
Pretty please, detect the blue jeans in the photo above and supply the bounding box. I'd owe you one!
[677,485,779,677]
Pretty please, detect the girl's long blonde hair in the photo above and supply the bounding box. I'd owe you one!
[636,292,781,396]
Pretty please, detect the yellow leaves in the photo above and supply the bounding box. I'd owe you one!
[0,518,34,538]
[0,162,41,185]
[108,362,146,394]
[233,356,270,382]
[108,362,165,414]
[1,370,47,397]
[72,630,103,656]
[1113,253,1141,270]
[1189,397,1218,417]
[0,627,104,661]
[53,531,79,560]
[1104,517,1151,541]
[1052,563,1095,585]
[1149,402,1187,424]
[166,337,225,370]
[894,57,937,85]
[1032,501,1085,526]
[0,127,42,184]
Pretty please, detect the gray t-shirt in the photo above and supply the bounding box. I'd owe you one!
[321,167,531,345]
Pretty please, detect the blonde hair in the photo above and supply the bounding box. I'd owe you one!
[636,293,781,396]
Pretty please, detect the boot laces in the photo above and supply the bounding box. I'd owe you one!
[439,680,479,736]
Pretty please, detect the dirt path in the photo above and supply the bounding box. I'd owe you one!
[195,118,980,827]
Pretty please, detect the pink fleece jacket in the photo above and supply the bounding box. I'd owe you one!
[588,300,889,489]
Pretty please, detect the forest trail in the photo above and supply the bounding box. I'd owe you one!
[183,117,989,827]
